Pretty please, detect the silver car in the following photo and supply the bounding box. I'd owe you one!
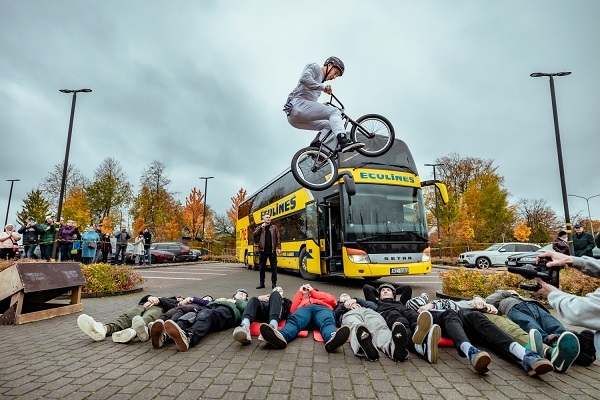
[458,242,541,269]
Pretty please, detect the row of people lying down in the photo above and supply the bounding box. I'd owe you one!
[77,283,595,377]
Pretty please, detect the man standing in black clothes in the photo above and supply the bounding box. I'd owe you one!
[253,213,281,289]
[142,228,152,265]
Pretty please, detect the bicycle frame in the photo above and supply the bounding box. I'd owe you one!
[328,94,376,139]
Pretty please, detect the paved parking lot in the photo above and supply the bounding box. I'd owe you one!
[0,262,598,399]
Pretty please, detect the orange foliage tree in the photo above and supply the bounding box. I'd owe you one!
[62,187,92,228]
[513,222,532,242]
[182,187,205,240]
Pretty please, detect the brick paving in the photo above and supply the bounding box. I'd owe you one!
[0,262,598,399]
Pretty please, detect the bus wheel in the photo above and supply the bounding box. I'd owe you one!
[298,248,318,281]
[244,252,252,270]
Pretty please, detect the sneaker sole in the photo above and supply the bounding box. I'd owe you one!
[426,325,441,364]
[528,329,544,357]
[164,321,189,352]
[132,316,149,342]
[528,359,554,376]
[391,323,408,362]
[574,330,596,366]
[233,329,252,345]
[112,329,136,343]
[412,312,433,345]
[356,325,379,361]
[259,324,286,349]
[77,314,105,341]
[552,332,580,373]
[150,320,165,349]
[340,143,365,153]
[472,351,491,374]
[325,326,350,353]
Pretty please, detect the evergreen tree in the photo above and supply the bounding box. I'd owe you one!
[16,189,51,226]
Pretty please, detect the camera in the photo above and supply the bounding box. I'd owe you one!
[507,257,561,291]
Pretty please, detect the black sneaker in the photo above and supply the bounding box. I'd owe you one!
[574,330,596,366]
[259,323,287,349]
[337,133,365,153]
[391,322,409,362]
[325,325,350,353]
[356,324,379,361]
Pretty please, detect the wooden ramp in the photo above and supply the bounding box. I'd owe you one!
[0,262,85,325]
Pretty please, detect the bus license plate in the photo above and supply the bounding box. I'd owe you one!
[390,268,408,274]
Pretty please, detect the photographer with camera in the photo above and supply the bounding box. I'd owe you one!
[534,250,600,361]
[18,216,43,259]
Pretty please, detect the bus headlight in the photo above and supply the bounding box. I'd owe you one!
[422,247,431,262]
[347,248,370,264]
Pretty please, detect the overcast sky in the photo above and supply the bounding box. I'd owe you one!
[2,1,599,230]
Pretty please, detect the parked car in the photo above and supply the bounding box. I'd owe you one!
[124,243,177,264]
[189,248,209,261]
[150,242,194,262]
[459,242,541,269]
[506,243,600,269]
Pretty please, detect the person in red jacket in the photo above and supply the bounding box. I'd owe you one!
[259,283,350,353]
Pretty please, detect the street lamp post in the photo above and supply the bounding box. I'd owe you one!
[4,179,20,227]
[425,163,444,258]
[568,193,600,237]
[530,71,573,254]
[51,88,92,260]
[199,176,214,245]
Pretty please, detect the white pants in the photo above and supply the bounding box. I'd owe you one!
[287,99,345,141]
[342,307,394,358]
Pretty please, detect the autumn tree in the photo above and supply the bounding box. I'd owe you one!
[515,198,561,243]
[424,153,514,247]
[181,187,205,240]
[62,187,92,228]
[40,163,89,210]
[130,160,182,241]
[86,158,133,222]
[513,222,532,242]
[227,188,247,228]
[16,189,51,226]
[214,213,235,240]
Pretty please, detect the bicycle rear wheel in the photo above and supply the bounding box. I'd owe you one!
[291,147,338,191]
[350,114,395,157]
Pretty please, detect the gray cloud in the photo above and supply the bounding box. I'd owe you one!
[2,1,599,230]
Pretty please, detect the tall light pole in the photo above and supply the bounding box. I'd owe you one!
[530,71,573,254]
[425,163,444,258]
[568,193,600,237]
[52,88,92,260]
[4,179,20,227]
[199,176,214,245]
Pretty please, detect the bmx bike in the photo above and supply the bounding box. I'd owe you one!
[291,94,395,190]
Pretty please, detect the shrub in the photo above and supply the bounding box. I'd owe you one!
[440,267,600,299]
[81,263,145,294]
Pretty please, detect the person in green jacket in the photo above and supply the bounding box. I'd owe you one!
[162,289,249,352]
[39,215,59,261]
[572,223,595,257]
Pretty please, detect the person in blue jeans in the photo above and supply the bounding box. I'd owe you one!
[485,289,566,345]
[259,283,350,353]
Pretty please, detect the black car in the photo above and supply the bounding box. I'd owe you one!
[150,242,195,262]
[505,243,600,270]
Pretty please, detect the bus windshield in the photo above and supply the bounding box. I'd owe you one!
[343,184,428,242]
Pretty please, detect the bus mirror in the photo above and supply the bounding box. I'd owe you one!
[421,180,449,205]
[337,172,356,197]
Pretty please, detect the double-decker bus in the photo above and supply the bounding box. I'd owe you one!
[236,138,448,280]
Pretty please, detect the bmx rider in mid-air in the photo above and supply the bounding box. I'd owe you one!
[283,56,364,153]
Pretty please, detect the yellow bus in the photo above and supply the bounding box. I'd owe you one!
[236,138,448,280]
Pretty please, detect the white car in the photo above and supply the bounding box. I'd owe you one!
[458,242,541,269]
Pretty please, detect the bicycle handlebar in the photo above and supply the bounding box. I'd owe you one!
[328,93,345,112]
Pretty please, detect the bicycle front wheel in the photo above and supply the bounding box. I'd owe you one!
[291,147,338,191]
[350,114,395,157]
